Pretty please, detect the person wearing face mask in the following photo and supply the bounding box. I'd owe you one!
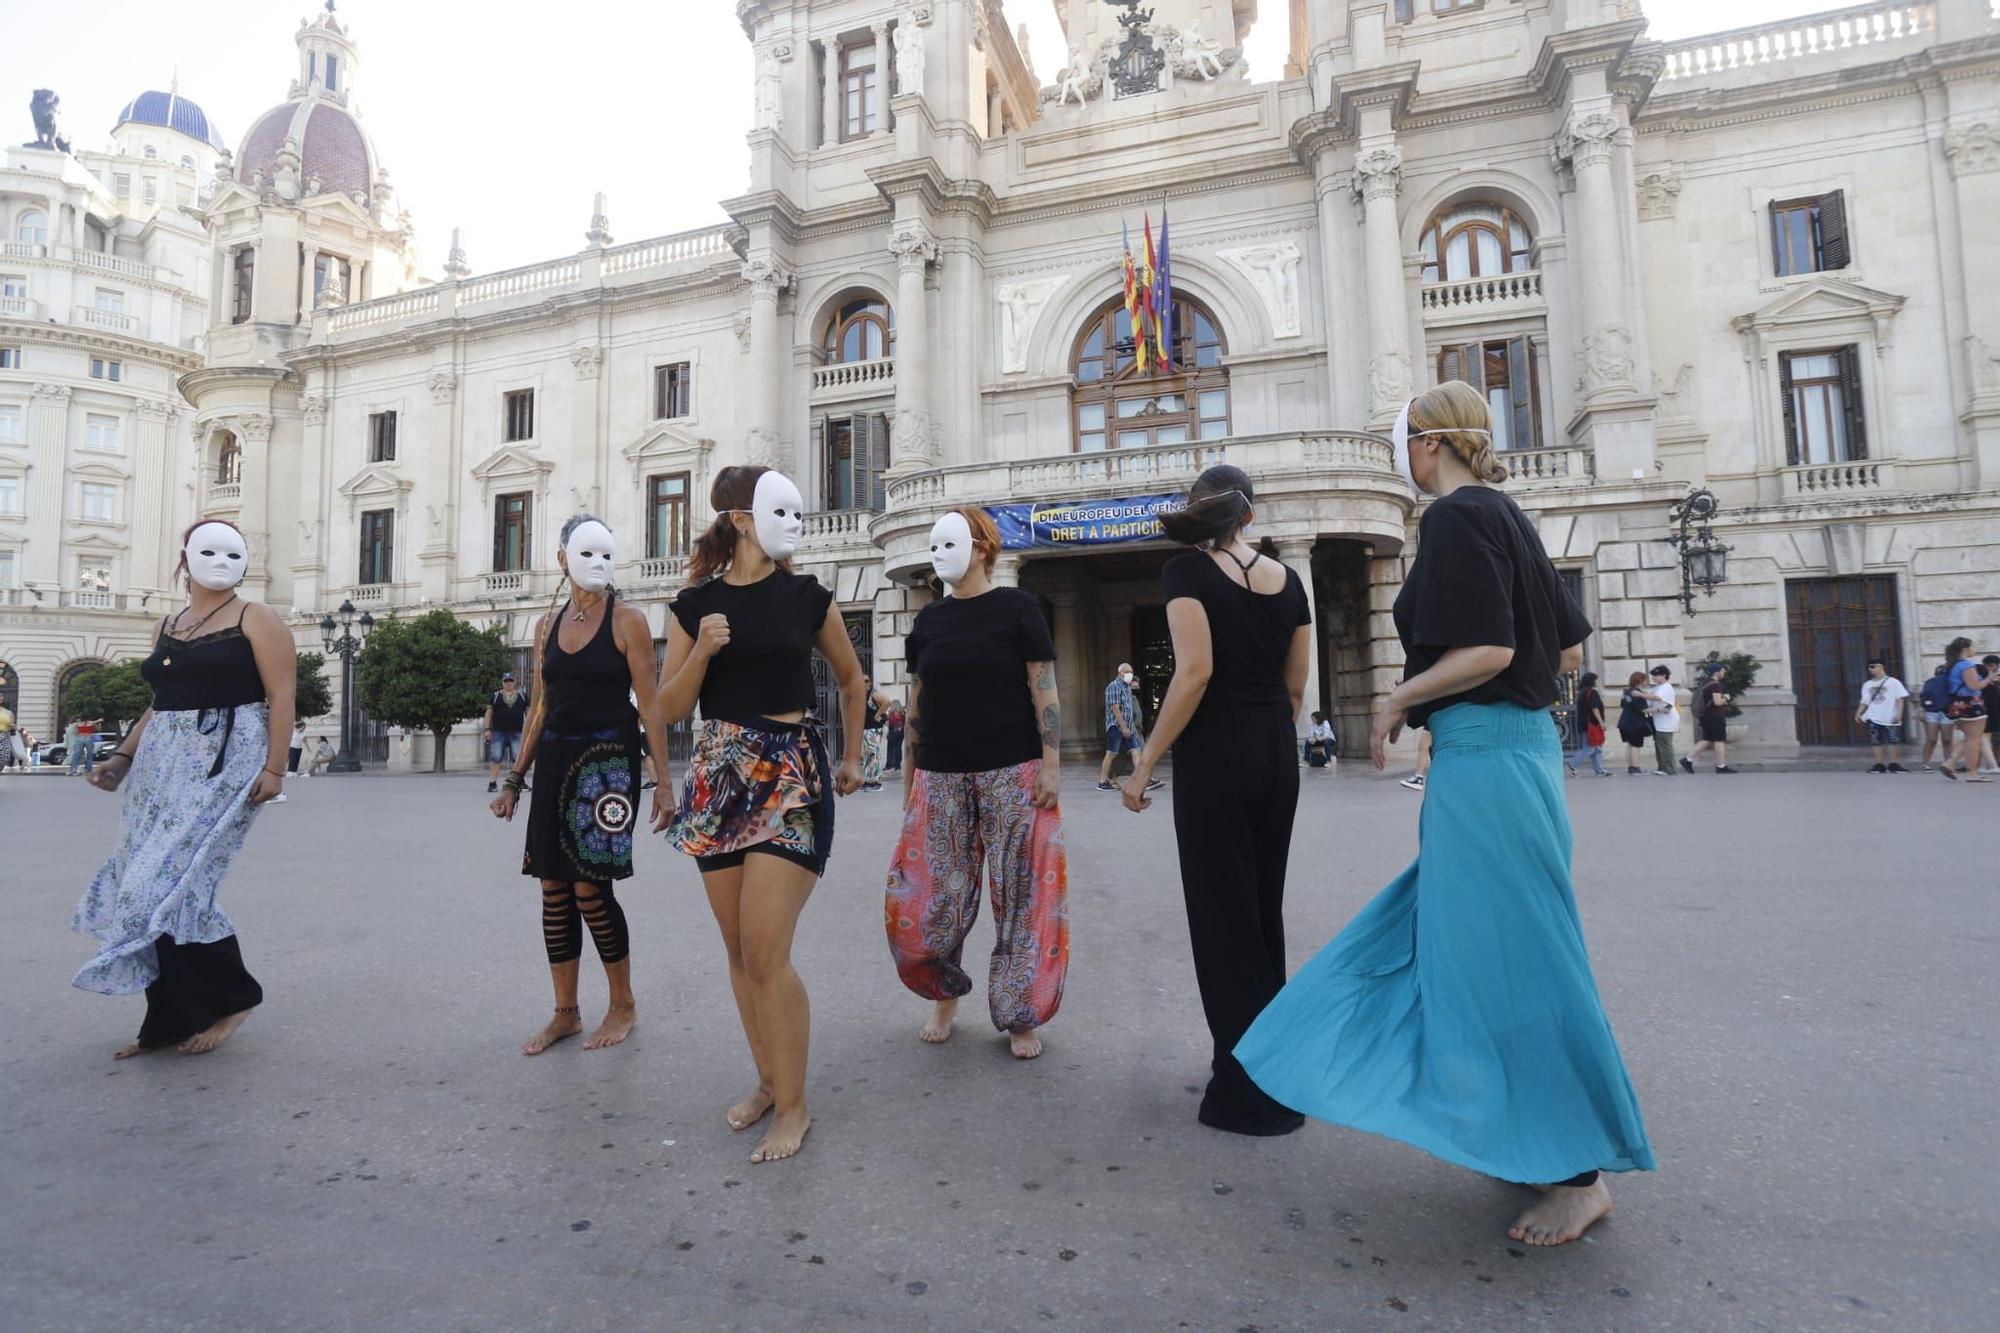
[70,518,297,1059]
[490,515,667,1057]
[1096,664,1160,793]
[1119,465,1313,1137]
[885,507,1068,1059]
[656,465,867,1164]
[1236,382,1653,1249]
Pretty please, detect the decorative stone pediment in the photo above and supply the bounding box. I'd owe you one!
[469,444,554,485]
[69,530,125,553]
[1733,277,1905,333]
[71,458,132,482]
[337,463,413,502]
[299,191,375,230]
[621,422,714,484]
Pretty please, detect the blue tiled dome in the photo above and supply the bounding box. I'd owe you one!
[114,90,226,153]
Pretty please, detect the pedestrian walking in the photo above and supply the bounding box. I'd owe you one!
[1399,728,1432,790]
[286,720,305,777]
[490,516,666,1058]
[1646,666,1680,775]
[1568,672,1608,776]
[1917,664,1954,771]
[883,699,906,776]
[1854,659,1909,773]
[1980,655,2000,775]
[71,519,294,1058]
[1304,711,1336,770]
[1096,662,1158,792]
[1939,637,1993,782]
[1616,672,1653,773]
[1120,464,1312,1137]
[1235,381,1651,1247]
[658,465,866,1165]
[860,679,892,791]
[1683,661,1738,773]
[484,671,529,793]
[886,508,1068,1060]
[68,716,99,776]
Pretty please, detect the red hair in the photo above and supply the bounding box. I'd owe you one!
[954,506,1002,575]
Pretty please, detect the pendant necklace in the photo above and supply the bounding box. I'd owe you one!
[163,593,238,667]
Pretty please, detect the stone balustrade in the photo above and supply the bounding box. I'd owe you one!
[457,258,581,307]
[327,289,439,333]
[1502,446,1595,486]
[77,307,139,334]
[1659,2,1936,82]
[482,571,528,596]
[1782,459,1899,497]
[0,295,40,319]
[62,590,121,609]
[347,584,390,605]
[604,229,736,275]
[632,555,689,585]
[810,358,895,397]
[1421,271,1544,324]
[0,242,44,260]
[207,481,242,505]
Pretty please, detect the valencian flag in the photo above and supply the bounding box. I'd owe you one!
[1139,214,1159,374]
[1152,209,1174,372]
[1122,220,1145,372]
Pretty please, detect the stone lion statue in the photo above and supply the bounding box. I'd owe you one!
[29,89,72,153]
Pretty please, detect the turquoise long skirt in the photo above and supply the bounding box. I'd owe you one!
[1235,702,1655,1184]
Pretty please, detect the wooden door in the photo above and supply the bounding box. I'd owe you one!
[1786,575,1901,745]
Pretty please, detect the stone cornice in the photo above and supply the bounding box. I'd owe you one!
[865,158,954,214]
[1332,62,1421,131]
[1533,18,1648,105]
[0,319,203,371]
[177,365,295,403]
[719,189,807,247]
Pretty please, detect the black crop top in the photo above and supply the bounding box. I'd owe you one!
[671,571,833,719]
[541,593,637,729]
[140,609,267,712]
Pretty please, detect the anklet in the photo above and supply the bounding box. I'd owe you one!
[553,1005,580,1015]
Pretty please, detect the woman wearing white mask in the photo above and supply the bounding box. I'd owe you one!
[491,515,666,1056]
[71,519,296,1058]
[657,465,866,1164]
[1236,382,1653,1247]
[885,507,1068,1058]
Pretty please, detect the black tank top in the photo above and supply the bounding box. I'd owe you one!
[541,593,634,729]
[140,606,266,712]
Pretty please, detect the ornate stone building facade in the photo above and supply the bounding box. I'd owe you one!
[8,0,1999,759]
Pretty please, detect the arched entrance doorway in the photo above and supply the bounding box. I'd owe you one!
[54,659,107,730]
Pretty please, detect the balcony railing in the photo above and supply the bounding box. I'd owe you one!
[458,258,581,307]
[67,248,159,279]
[0,242,46,260]
[60,590,122,609]
[328,289,439,333]
[1782,458,1899,497]
[1659,2,1936,82]
[604,228,737,275]
[803,509,876,544]
[482,571,528,596]
[347,584,390,605]
[632,555,689,585]
[1501,446,1594,486]
[1421,271,1544,323]
[207,481,242,505]
[79,307,139,334]
[811,358,896,397]
[0,295,41,319]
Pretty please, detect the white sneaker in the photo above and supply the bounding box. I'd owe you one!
[268,793,288,803]
[1400,774,1425,791]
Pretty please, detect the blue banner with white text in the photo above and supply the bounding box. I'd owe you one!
[985,493,1187,550]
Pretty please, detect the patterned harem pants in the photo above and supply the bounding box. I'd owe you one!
[884,760,1069,1033]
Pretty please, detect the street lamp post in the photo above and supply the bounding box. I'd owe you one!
[1667,487,1732,616]
[318,598,373,773]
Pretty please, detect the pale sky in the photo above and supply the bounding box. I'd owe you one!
[5,0,1832,277]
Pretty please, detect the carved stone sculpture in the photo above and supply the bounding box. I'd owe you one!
[1219,242,1303,339]
[753,46,785,132]
[1577,326,1635,395]
[1945,119,2000,179]
[743,426,786,472]
[1654,363,1695,420]
[300,392,329,425]
[1181,21,1225,80]
[894,19,926,99]
[995,276,1068,374]
[1637,169,1682,222]
[1352,145,1404,203]
[27,90,71,153]
[1368,349,1412,417]
[570,344,604,379]
[1057,45,1091,107]
[427,367,458,404]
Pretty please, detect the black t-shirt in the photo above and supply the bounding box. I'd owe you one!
[671,570,833,720]
[489,690,529,733]
[1393,485,1590,729]
[1160,551,1311,717]
[1578,687,1604,728]
[906,587,1057,773]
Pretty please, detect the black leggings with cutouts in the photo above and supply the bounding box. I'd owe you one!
[540,879,630,965]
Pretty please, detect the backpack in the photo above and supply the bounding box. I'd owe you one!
[1920,673,1952,713]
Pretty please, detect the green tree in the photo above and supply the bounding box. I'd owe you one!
[62,660,154,727]
[1689,650,1761,720]
[356,610,508,772]
[295,650,335,722]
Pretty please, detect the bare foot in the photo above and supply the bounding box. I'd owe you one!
[583,1003,637,1050]
[522,1007,583,1057]
[1009,1028,1044,1060]
[919,998,958,1044]
[750,1107,812,1164]
[1508,1178,1614,1247]
[177,1009,252,1056]
[113,1041,159,1061]
[726,1086,775,1132]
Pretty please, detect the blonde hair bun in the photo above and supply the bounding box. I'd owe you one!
[1410,380,1509,484]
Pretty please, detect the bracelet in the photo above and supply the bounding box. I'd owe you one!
[264,766,286,779]
[502,771,527,793]
[104,751,134,765]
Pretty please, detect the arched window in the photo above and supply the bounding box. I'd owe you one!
[1419,203,1533,283]
[179,155,195,172]
[55,659,107,729]
[15,211,48,247]
[0,659,18,718]
[1071,294,1229,452]
[215,433,242,485]
[822,296,894,364]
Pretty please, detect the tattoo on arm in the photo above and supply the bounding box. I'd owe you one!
[1036,663,1055,691]
[1040,702,1060,751]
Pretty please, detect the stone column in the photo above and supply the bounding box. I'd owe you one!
[130,401,171,593]
[992,554,1023,588]
[419,365,459,601]
[235,412,274,600]
[888,221,939,472]
[742,257,794,473]
[1353,143,1412,427]
[821,38,843,146]
[26,384,70,585]
[1274,539,1321,727]
[871,22,892,135]
[1046,586,1085,755]
[302,245,320,312]
[1559,106,1634,404]
[1945,114,2000,484]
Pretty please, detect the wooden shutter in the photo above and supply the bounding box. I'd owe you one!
[521,494,533,569]
[868,412,891,510]
[1817,191,1849,271]
[382,511,394,584]
[1459,341,1486,391]
[1777,352,1800,466]
[359,514,371,584]
[1836,344,1867,460]
[1506,337,1534,451]
[814,418,829,509]
[493,498,506,570]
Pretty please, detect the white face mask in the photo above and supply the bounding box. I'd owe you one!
[183,522,248,591]
[562,520,616,591]
[1392,400,1492,496]
[928,512,974,589]
[1120,669,1135,684]
[745,471,805,562]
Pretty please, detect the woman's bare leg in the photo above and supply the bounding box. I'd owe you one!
[736,854,818,1163]
[1509,1177,1614,1247]
[524,879,584,1055]
[703,866,776,1130]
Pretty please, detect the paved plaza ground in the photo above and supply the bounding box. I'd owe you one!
[2,761,1993,1330]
